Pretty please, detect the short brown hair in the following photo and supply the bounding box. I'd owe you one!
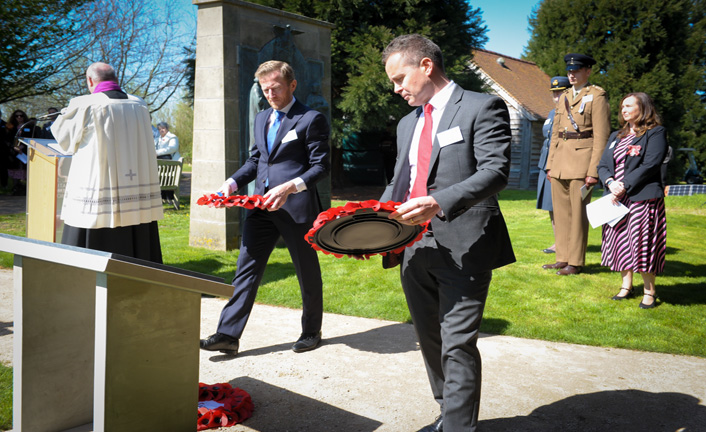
[255,60,295,83]
[382,34,445,74]
[617,92,662,139]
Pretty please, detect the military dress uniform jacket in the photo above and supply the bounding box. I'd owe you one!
[546,84,610,179]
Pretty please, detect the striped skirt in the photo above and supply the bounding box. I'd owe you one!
[601,197,666,274]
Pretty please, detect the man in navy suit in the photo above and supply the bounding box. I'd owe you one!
[381,34,515,431]
[200,60,330,356]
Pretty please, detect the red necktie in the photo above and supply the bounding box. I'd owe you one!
[410,103,433,199]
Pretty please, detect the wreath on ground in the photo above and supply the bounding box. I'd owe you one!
[197,383,254,430]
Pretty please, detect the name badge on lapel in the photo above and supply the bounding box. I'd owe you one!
[437,126,463,148]
[282,129,298,143]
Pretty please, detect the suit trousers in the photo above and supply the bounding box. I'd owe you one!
[550,178,591,267]
[401,232,491,431]
[216,208,323,339]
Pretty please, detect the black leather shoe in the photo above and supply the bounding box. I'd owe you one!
[417,415,443,432]
[542,248,556,254]
[292,331,322,353]
[611,287,634,300]
[639,293,659,309]
[200,333,239,355]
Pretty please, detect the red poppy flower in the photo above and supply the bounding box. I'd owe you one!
[196,194,271,209]
[627,145,641,157]
[197,383,254,430]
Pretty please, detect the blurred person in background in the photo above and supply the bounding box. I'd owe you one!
[537,76,570,254]
[6,110,40,195]
[41,107,60,138]
[155,121,180,160]
[0,109,9,188]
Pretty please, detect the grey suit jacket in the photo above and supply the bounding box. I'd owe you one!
[381,85,515,272]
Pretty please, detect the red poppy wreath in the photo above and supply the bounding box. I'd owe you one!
[196,193,270,209]
[305,200,428,259]
[197,383,254,430]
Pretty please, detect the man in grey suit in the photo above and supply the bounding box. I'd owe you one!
[381,34,515,431]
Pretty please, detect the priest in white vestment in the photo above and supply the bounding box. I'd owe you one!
[51,62,164,262]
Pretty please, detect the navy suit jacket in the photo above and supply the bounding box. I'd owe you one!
[230,100,330,224]
[381,85,515,272]
[597,126,668,202]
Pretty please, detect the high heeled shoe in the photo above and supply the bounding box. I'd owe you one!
[611,287,634,300]
[639,293,659,309]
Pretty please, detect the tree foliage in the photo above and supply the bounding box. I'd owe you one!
[243,0,488,139]
[0,0,92,104]
[525,0,706,178]
[1,0,194,114]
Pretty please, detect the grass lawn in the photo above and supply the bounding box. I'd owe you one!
[1,189,704,430]
[1,190,705,358]
[0,364,10,430]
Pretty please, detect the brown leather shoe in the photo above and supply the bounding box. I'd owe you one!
[556,265,582,275]
[542,261,568,269]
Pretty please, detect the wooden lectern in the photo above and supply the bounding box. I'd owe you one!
[0,234,233,432]
[22,138,72,242]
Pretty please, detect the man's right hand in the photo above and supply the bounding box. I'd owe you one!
[216,182,231,197]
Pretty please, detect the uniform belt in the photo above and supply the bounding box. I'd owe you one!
[559,130,593,140]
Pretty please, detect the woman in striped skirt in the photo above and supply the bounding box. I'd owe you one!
[597,92,668,309]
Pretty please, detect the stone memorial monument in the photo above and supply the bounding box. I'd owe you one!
[190,0,333,250]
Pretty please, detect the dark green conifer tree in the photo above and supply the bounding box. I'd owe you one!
[525,0,706,179]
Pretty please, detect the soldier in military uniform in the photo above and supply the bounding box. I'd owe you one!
[542,53,610,275]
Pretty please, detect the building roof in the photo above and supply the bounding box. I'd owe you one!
[470,48,555,119]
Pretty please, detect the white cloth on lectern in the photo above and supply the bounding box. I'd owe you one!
[51,92,163,229]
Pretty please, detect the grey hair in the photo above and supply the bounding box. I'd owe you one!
[86,62,118,82]
[157,121,169,130]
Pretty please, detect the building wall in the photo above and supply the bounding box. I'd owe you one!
[507,108,544,190]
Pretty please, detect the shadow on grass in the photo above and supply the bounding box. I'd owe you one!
[172,254,300,290]
[170,257,235,282]
[480,389,706,431]
[499,189,605,202]
[480,317,511,335]
[659,280,706,306]
[580,263,612,275]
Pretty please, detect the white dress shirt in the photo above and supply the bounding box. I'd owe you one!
[407,81,457,198]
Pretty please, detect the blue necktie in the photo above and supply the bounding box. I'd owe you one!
[267,110,284,153]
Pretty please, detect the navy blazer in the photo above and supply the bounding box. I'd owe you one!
[597,126,668,202]
[230,100,330,224]
[381,85,516,272]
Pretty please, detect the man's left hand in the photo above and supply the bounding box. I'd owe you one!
[388,196,441,225]
[263,181,297,211]
[585,176,599,186]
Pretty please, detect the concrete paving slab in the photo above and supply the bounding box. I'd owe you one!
[1,268,705,431]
